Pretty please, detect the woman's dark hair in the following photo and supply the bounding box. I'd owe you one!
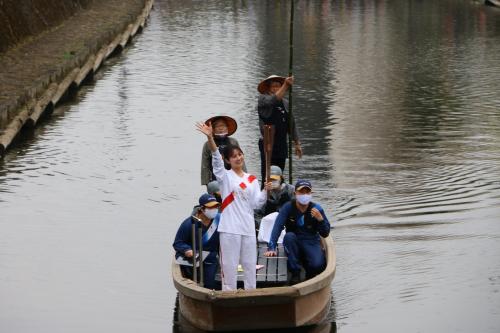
[223,144,244,161]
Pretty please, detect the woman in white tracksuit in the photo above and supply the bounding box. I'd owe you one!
[197,121,271,290]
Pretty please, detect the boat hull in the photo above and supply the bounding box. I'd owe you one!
[172,236,336,331]
[486,0,500,7]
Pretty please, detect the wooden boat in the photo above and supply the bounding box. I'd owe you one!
[172,236,336,331]
[486,0,500,7]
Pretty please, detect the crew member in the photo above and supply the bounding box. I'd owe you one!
[264,180,330,285]
[173,193,221,289]
[257,75,302,183]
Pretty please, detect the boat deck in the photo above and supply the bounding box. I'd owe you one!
[215,243,289,287]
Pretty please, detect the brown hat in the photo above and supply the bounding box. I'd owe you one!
[204,115,237,136]
[257,75,286,94]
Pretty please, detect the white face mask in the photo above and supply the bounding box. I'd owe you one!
[296,194,312,205]
[271,180,281,189]
[203,208,219,220]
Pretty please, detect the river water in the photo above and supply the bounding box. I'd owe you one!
[1,0,500,332]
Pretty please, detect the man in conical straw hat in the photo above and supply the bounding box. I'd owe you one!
[257,75,302,183]
[200,115,246,186]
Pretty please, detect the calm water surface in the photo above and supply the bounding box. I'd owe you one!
[1,1,500,332]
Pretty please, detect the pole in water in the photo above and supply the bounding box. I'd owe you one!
[288,0,295,184]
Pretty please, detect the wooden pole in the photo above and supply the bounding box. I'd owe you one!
[288,0,295,184]
[198,223,204,287]
[191,218,198,284]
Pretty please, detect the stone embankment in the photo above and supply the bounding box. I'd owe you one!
[0,0,154,156]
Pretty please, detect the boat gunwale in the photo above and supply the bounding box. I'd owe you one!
[172,235,336,303]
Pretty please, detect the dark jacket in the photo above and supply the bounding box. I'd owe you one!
[258,94,299,159]
[173,215,220,264]
[256,183,295,216]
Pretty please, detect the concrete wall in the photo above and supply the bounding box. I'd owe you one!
[0,0,152,155]
[0,0,93,53]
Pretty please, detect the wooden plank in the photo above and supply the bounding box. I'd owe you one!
[105,33,123,58]
[277,245,288,282]
[266,247,277,282]
[0,103,31,154]
[130,17,142,37]
[119,24,134,47]
[206,243,290,285]
[93,46,108,72]
[26,83,57,127]
[51,68,80,105]
[257,245,267,282]
[74,55,95,86]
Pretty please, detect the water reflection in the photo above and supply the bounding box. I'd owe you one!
[173,319,336,333]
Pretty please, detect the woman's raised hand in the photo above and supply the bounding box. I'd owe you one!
[196,121,213,137]
[197,121,218,152]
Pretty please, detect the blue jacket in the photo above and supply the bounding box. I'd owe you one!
[268,201,330,251]
[173,214,220,264]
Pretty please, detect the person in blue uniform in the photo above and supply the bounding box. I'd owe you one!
[173,193,221,289]
[264,180,330,284]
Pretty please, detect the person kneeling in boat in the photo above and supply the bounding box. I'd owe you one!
[264,180,330,285]
[207,180,222,204]
[256,165,294,242]
[257,165,294,218]
[173,193,221,290]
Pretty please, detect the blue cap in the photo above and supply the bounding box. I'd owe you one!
[198,193,220,207]
[295,179,312,191]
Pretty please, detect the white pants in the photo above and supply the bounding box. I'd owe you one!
[219,232,257,291]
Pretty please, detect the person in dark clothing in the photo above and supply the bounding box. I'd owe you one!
[256,165,294,218]
[264,180,330,285]
[206,180,222,204]
[173,193,221,289]
[257,75,302,183]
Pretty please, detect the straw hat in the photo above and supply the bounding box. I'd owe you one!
[257,75,286,94]
[204,115,238,136]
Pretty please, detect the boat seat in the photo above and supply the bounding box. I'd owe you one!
[215,242,288,287]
